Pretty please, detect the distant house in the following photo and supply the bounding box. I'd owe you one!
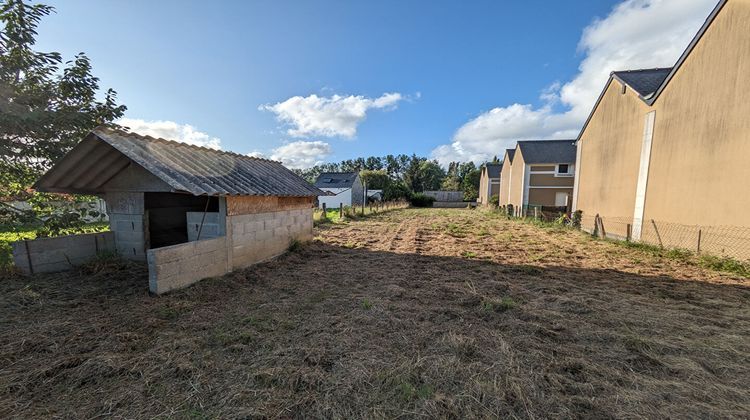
[573,0,750,255]
[504,140,577,215]
[314,172,364,209]
[26,126,324,294]
[498,148,515,207]
[478,163,502,206]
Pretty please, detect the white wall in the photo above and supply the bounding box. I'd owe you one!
[318,188,352,208]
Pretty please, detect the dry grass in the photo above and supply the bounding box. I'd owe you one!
[1,208,749,418]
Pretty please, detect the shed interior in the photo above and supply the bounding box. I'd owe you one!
[145,193,221,248]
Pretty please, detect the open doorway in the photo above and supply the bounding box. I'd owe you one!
[144,193,219,248]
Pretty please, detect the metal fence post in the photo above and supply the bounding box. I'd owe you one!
[339,203,343,219]
[697,228,702,254]
[322,203,327,220]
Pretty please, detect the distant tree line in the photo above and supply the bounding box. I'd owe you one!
[294,154,500,201]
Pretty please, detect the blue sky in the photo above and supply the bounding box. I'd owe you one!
[36,0,716,168]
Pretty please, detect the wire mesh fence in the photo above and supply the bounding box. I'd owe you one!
[313,200,409,223]
[581,214,750,262]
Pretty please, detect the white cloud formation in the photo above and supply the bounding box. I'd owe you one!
[118,118,222,149]
[246,151,266,158]
[269,140,332,169]
[432,0,717,165]
[259,92,403,138]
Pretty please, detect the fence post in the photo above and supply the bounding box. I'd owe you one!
[697,228,702,254]
[651,219,664,248]
[626,223,632,242]
[322,203,327,220]
[339,203,343,219]
[24,239,34,275]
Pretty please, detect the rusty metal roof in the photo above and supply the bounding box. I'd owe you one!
[35,126,325,197]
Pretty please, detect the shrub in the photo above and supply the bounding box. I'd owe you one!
[489,195,499,207]
[409,193,435,208]
[571,210,583,229]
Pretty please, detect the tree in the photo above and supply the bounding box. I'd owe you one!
[359,169,390,190]
[0,0,126,195]
[440,175,461,191]
[461,167,481,201]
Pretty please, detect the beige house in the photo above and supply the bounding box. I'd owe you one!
[498,148,515,206]
[478,163,502,206]
[573,0,750,259]
[503,140,577,215]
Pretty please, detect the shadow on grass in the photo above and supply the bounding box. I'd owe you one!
[1,241,749,419]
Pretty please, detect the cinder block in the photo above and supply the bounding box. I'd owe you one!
[114,230,145,244]
[194,237,226,253]
[106,192,144,214]
[156,260,181,278]
[264,218,280,230]
[243,220,264,234]
[256,229,273,241]
[148,241,195,263]
[273,226,289,238]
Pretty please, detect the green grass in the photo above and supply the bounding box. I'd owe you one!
[0,222,109,269]
[480,297,517,313]
[361,298,373,310]
[698,254,750,278]
[609,238,750,278]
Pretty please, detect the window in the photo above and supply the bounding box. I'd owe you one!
[555,164,573,177]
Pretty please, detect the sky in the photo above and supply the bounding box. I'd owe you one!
[35,0,718,168]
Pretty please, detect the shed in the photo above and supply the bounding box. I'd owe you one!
[29,126,325,293]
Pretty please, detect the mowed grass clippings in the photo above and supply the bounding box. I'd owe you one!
[1,208,749,418]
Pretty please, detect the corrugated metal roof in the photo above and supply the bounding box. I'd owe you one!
[517,140,577,164]
[314,172,358,188]
[612,68,672,98]
[35,126,326,197]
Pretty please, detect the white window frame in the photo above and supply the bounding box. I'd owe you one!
[555,164,573,177]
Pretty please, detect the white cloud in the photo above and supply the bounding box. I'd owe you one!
[432,0,717,165]
[118,118,222,149]
[246,151,266,158]
[259,92,404,138]
[269,140,332,169]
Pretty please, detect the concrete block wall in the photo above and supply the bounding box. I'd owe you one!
[186,212,224,242]
[12,232,115,274]
[228,208,313,269]
[106,192,148,261]
[147,236,228,294]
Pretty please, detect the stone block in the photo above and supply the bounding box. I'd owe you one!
[256,229,273,241]
[262,218,277,230]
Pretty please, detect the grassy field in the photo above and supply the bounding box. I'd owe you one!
[1,208,748,418]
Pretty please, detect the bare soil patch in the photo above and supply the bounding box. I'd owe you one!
[1,208,748,418]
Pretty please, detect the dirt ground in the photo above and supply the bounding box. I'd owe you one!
[1,208,749,419]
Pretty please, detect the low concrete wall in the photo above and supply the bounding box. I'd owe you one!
[229,208,313,269]
[12,232,115,274]
[147,236,228,294]
[424,191,464,202]
[186,212,224,241]
[433,201,475,208]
